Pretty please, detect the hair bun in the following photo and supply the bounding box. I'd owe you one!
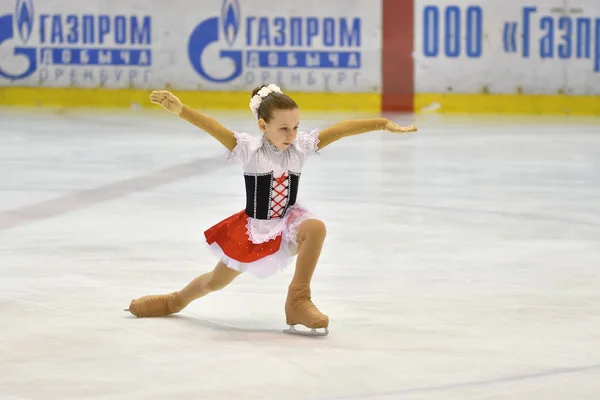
[251,84,268,98]
[249,84,296,122]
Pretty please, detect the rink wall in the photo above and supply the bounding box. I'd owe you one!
[0,0,384,112]
[0,0,598,115]
[413,0,600,115]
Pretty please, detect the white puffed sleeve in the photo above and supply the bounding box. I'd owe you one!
[294,129,320,159]
[228,132,256,164]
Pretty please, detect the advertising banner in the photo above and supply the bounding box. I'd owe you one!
[415,0,600,95]
[0,0,382,92]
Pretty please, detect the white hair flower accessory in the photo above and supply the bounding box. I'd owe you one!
[249,84,283,118]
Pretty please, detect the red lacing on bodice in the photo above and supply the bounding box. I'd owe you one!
[270,173,288,218]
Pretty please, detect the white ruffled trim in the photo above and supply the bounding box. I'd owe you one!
[245,217,288,244]
[244,203,316,245]
[205,240,296,279]
[297,129,320,157]
[244,217,282,244]
[283,207,316,245]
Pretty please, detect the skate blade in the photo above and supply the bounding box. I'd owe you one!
[283,325,329,337]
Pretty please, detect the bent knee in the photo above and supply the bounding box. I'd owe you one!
[310,219,327,236]
[299,219,327,241]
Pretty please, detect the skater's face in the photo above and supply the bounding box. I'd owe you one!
[259,108,300,150]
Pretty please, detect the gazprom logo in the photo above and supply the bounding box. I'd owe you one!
[15,0,33,44]
[187,0,243,83]
[188,0,362,84]
[221,0,240,46]
[0,0,36,79]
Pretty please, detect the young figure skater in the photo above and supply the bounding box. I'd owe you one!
[126,84,417,336]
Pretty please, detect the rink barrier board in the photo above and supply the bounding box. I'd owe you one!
[3,88,599,115]
[0,87,381,112]
[415,94,600,115]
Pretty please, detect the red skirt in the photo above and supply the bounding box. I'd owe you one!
[203,204,316,278]
[204,210,282,263]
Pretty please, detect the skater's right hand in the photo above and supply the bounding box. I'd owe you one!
[384,121,418,134]
[150,90,183,115]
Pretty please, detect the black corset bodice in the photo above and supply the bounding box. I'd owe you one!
[244,171,300,220]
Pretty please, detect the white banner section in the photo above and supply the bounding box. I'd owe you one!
[0,0,382,92]
[415,0,600,95]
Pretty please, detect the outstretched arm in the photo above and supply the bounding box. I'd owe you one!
[317,118,417,150]
[150,90,237,152]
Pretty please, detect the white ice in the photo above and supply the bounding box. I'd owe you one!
[1,107,600,399]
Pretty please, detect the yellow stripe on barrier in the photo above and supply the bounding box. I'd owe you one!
[415,93,600,116]
[0,87,381,112]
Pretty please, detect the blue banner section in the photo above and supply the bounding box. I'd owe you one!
[40,48,151,66]
[245,51,361,69]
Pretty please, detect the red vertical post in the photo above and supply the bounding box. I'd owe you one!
[382,0,414,112]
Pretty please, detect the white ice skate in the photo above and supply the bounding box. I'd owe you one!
[283,324,329,337]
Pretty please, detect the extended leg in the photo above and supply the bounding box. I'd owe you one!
[285,219,329,331]
[127,262,241,317]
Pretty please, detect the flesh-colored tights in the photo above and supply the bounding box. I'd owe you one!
[128,219,328,328]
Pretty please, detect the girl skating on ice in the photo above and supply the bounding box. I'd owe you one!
[126,84,417,336]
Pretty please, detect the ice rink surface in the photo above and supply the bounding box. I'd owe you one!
[1,106,599,399]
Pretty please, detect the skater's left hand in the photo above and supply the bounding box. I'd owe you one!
[385,121,418,134]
